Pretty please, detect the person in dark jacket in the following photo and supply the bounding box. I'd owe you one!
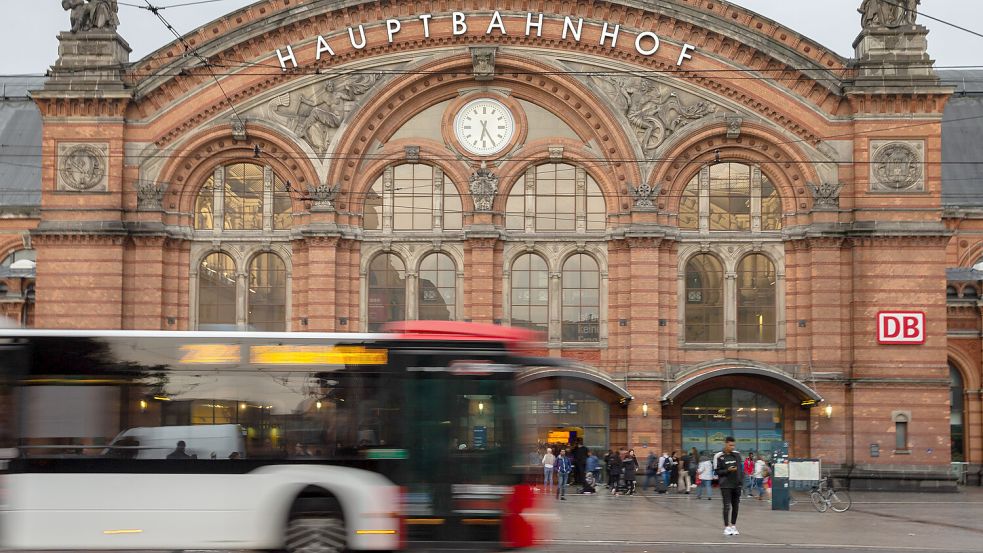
[555,448,573,500]
[607,449,622,494]
[714,436,744,537]
[622,449,639,495]
[573,439,588,484]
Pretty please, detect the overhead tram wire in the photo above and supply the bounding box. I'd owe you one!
[140,0,246,130]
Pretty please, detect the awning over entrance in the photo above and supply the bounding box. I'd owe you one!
[517,365,633,402]
[661,366,824,405]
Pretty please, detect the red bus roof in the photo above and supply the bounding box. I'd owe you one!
[382,320,544,344]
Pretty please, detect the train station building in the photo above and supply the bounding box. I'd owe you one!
[1,0,981,488]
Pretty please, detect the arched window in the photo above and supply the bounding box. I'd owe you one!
[951,364,965,462]
[964,286,978,299]
[947,286,959,299]
[0,282,7,296]
[198,252,237,329]
[363,164,462,232]
[505,163,606,232]
[248,253,287,331]
[737,254,777,343]
[511,254,549,333]
[679,163,782,232]
[367,254,406,332]
[562,254,600,342]
[419,253,456,321]
[0,249,35,268]
[685,254,724,343]
[194,163,292,231]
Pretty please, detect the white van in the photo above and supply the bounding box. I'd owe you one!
[105,424,246,460]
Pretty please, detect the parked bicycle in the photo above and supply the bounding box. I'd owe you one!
[810,475,851,512]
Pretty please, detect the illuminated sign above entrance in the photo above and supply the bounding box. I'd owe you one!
[274,11,698,71]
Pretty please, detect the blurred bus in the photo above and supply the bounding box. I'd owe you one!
[0,322,552,551]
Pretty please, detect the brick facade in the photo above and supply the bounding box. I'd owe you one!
[1,0,978,486]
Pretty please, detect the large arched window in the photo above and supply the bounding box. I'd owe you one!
[363,164,463,232]
[194,163,292,231]
[511,254,549,333]
[367,254,406,332]
[248,253,287,331]
[506,163,606,232]
[562,254,600,342]
[678,162,782,232]
[419,253,456,321]
[951,364,965,462]
[685,254,724,343]
[737,254,777,343]
[198,252,237,329]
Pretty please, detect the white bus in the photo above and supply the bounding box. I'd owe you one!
[0,322,550,551]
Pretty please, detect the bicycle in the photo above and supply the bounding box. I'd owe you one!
[810,475,851,513]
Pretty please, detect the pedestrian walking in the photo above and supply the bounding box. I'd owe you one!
[657,451,668,488]
[542,447,556,494]
[688,447,699,491]
[607,449,622,494]
[715,437,744,536]
[586,449,601,486]
[696,454,714,500]
[642,451,658,491]
[668,451,679,489]
[743,452,756,497]
[753,456,768,500]
[622,449,639,495]
[573,439,588,485]
[555,448,572,500]
[677,449,693,493]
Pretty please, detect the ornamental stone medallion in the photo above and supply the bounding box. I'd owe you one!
[870,140,924,193]
[57,143,109,192]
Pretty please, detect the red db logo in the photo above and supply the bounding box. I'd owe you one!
[877,312,925,344]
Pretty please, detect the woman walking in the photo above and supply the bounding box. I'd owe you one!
[696,454,714,500]
[607,449,623,494]
[622,449,639,495]
[542,447,556,495]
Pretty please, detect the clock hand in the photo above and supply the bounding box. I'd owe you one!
[479,120,494,143]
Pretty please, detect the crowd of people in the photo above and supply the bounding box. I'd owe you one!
[530,436,774,536]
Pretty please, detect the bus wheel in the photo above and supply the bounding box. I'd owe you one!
[285,510,346,553]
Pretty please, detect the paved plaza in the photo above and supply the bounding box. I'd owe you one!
[536,485,983,553]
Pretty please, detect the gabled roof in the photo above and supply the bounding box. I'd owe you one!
[0,77,44,208]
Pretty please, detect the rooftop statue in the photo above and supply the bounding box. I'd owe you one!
[62,0,120,33]
[859,0,919,29]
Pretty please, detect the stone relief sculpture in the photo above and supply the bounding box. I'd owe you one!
[807,182,842,209]
[269,74,380,156]
[62,0,119,33]
[59,144,107,191]
[471,47,497,81]
[136,182,165,210]
[871,141,923,192]
[469,164,499,211]
[630,183,658,209]
[306,183,341,211]
[591,76,717,153]
[860,0,919,29]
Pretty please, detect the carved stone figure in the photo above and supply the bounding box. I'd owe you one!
[807,182,842,209]
[469,164,499,211]
[592,76,717,153]
[136,182,165,210]
[63,0,119,33]
[271,74,380,156]
[871,142,923,192]
[860,0,919,29]
[307,183,341,210]
[60,144,106,191]
[471,47,497,81]
[630,183,658,209]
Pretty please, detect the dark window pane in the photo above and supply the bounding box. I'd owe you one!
[198,252,237,329]
[247,253,287,332]
[737,254,777,343]
[419,253,456,321]
[561,254,600,342]
[511,254,548,333]
[367,254,406,331]
[685,254,723,343]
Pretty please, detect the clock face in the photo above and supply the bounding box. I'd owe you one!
[453,98,516,156]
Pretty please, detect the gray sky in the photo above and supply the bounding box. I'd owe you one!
[2,1,982,74]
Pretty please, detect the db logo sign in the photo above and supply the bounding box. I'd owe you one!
[877,312,925,344]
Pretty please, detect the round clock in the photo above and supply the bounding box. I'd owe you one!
[453,98,516,157]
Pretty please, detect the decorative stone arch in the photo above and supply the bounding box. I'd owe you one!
[127,0,848,149]
[518,364,633,402]
[677,247,728,277]
[494,139,626,216]
[662,360,824,405]
[348,139,472,220]
[0,238,28,262]
[415,246,467,323]
[327,54,640,207]
[957,241,983,269]
[653,122,820,216]
[556,244,610,345]
[357,245,412,331]
[948,351,979,391]
[159,124,319,221]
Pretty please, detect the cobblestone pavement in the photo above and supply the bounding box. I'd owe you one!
[533,484,983,553]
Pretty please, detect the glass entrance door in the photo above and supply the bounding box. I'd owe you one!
[681,389,783,458]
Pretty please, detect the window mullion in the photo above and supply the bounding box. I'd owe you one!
[213,167,225,235]
[575,167,587,233]
[263,165,274,232]
[724,269,738,345]
[698,165,710,234]
[383,166,394,232]
[524,168,536,233]
[434,168,444,231]
[751,166,762,233]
